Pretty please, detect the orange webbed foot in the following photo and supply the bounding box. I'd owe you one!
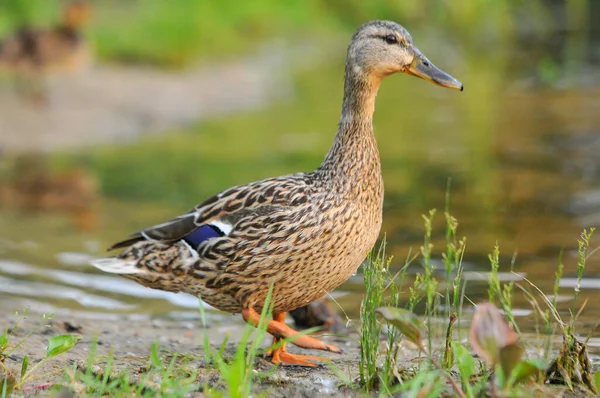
[270,345,332,367]
[242,308,342,366]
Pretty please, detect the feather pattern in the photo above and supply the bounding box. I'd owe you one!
[91,20,461,318]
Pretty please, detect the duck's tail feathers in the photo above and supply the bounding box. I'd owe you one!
[90,257,143,275]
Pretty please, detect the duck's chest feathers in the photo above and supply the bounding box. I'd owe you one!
[319,119,384,240]
[286,132,384,297]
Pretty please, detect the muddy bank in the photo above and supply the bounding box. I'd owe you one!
[1,311,596,397]
[0,311,368,397]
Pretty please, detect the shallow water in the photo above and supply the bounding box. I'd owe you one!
[1,13,600,338]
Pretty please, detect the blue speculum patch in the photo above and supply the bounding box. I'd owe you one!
[183,224,223,249]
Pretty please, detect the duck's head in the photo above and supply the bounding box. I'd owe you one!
[63,1,92,29]
[347,20,463,91]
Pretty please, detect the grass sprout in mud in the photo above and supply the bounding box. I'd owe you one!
[0,216,599,397]
[357,212,600,397]
[0,310,79,396]
[66,341,201,397]
[65,286,322,397]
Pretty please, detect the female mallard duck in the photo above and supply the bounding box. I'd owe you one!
[92,20,462,366]
[0,0,91,102]
[0,154,98,231]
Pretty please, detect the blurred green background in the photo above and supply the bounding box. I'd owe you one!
[0,0,599,322]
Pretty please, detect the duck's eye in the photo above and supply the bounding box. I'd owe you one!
[385,34,398,44]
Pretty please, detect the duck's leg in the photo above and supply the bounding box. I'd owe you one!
[264,312,285,357]
[242,308,341,367]
[268,312,334,366]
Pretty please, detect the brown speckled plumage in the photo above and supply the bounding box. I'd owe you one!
[92,20,462,366]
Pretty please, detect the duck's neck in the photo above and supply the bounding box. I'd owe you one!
[320,66,383,182]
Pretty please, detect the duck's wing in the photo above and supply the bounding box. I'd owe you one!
[107,173,314,251]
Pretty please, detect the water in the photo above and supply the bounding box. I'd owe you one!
[1,10,600,335]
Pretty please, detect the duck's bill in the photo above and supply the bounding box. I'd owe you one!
[406,55,463,91]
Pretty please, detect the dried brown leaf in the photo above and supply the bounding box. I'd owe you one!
[469,302,518,366]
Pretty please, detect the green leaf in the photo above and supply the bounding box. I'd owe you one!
[0,373,16,396]
[452,342,476,383]
[0,329,8,352]
[46,334,79,359]
[595,372,600,393]
[149,342,162,368]
[20,355,29,380]
[395,368,445,397]
[499,343,524,381]
[218,333,230,358]
[375,307,423,349]
[509,359,545,386]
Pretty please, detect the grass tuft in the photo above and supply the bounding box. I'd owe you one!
[358,243,387,391]
[0,310,79,396]
[358,211,598,397]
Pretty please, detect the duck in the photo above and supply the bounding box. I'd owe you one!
[0,0,92,103]
[289,298,345,333]
[0,154,98,231]
[91,20,462,366]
